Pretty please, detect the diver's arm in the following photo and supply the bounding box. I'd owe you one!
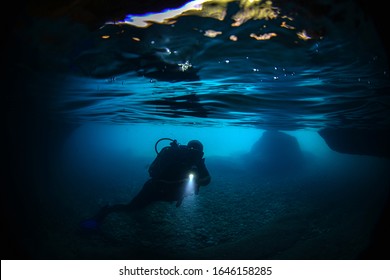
[196,158,211,186]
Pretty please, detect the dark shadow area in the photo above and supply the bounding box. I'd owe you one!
[319,128,390,159]
[4,0,390,261]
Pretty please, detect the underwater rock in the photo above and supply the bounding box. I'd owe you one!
[318,128,390,158]
[245,130,305,175]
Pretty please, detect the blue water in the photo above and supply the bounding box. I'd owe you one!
[46,0,390,129]
[5,0,390,260]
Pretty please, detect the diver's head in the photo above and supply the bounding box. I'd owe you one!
[187,140,203,152]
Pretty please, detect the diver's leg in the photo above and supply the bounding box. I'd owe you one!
[93,203,129,223]
[80,203,129,231]
[127,179,157,211]
[80,180,157,231]
[93,179,157,221]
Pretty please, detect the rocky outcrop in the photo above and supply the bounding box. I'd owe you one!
[245,130,305,175]
[318,128,390,158]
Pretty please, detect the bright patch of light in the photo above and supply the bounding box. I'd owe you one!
[297,30,311,40]
[178,61,193,72]
[115,0,209,28]
[109,0,280,29]
[250,32,277,40]
[184,173,196,197]
[204,30,223,38]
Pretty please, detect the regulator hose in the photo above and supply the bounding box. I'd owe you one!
[154,138,175,154]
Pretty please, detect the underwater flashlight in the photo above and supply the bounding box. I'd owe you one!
[185,172,196,195]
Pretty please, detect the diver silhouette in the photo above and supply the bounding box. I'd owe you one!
[81,138,211,231]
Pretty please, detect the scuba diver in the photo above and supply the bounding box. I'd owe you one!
[81,138,211,231]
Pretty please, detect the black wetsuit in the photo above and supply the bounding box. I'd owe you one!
[93,144,211,223]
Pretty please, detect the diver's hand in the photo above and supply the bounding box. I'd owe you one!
[196,158,205,168]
